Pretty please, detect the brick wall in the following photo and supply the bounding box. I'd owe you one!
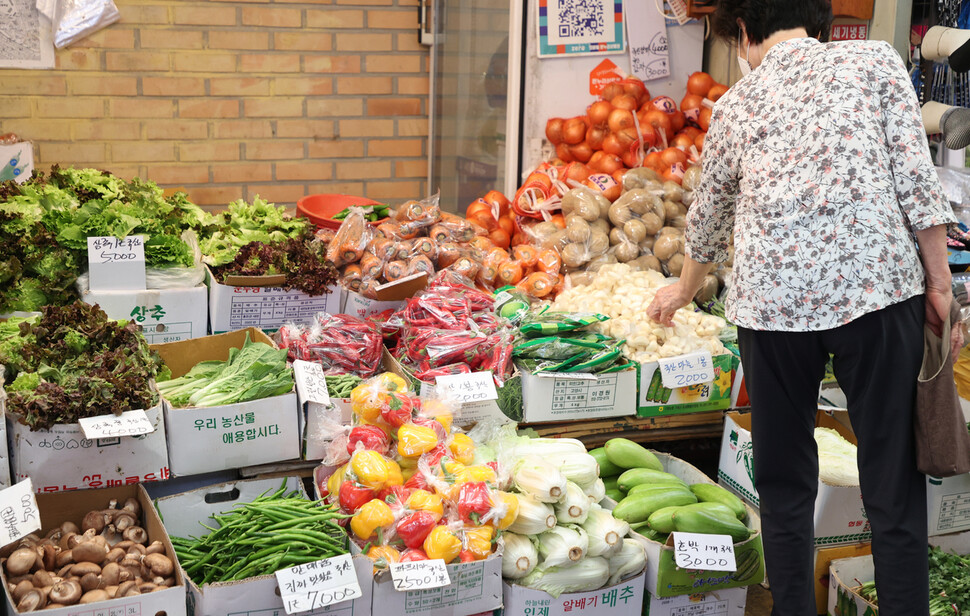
[0,0,429,210]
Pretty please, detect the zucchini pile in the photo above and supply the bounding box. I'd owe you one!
[594,438,752,545]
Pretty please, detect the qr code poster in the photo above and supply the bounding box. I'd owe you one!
[538,0,626,57]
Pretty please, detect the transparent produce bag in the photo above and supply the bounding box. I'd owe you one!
[39,0,121,49]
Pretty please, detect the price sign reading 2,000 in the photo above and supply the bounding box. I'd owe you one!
[672,373,709,387]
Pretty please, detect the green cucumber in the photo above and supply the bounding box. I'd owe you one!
[590,447,623,477]
[611,488,697,524]
[603,438,663,471]
[689,483,747,520]
[617,468,687,491]
[672,506,751,543]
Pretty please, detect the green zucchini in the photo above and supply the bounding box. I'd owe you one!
[603,438,663,471]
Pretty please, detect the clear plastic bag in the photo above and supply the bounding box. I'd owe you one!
[46,0,121,49]
[75,230,205,291]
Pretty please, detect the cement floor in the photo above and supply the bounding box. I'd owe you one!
[745,584,773,615]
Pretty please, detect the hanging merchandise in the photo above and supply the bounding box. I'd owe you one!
[37,0,121,49]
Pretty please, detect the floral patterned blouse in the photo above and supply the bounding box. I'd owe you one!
[687,37,956,331]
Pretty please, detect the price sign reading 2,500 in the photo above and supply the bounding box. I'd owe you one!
[393,573,436,590]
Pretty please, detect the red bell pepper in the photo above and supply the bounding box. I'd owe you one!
[346,425,390,457]
[456,481,493,525]
[380,393,416,428]
[399,548,429,562]
[458,550,476,563]
[338,480,375,514]
[395,511,438,549]
[404,471,430,492]
[378,484,412,506]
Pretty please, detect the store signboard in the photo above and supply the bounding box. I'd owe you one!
[831,24,868,41]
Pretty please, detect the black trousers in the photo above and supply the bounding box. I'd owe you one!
[737,295,928,616]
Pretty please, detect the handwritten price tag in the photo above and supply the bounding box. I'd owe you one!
[293,360,331,406]
[275,553,362,614]
[87,235,146,291]
[672,532,737,571]
[435,371,498,404]
[657,351,715,390]
[0,479,41,548]
[389,559,451,591]
[79,410,155,440]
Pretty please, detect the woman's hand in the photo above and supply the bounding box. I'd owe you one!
[646,281,695,326]
[926,285,964,362]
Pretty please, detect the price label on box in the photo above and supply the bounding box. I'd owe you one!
[657,351,715,389]
[294,360,331,406]
[87,235,147,291]
[0,479,40,547]
[79,410,155,439]
[672,531,737,571]
[389,559,451,591]
[275,553,362,614]
[435,371,498,404]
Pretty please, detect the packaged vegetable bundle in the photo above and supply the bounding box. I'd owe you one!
[321,375,516,569]
[513,310,632,374]
[276,312,383,377]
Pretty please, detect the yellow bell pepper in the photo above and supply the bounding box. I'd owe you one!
[385,458,404,487]
[397,423,439,458]
[350,498,394,539]
[406,489,444,519]
[377,372,409,394]
[326,464,347,499]
[448,434,475,465]
[423,525,462,563]
[455,464,497,485]
[490,491,519,530]
[351,450,390,491]
[366,545,401,572]
[463,526,494,560]
[442,459,465,476]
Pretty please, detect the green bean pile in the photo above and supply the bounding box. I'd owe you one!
[169,482,351,584]
[326,374,363,399]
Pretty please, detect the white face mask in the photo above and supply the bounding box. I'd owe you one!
[738,28,752,76]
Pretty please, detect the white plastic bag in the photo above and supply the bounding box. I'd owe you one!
[38,0,120,49]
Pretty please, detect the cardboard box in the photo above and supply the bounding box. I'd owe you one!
[2,483,186,616]
[814,543,871,616]
[156,477,372,616]
[0,386,12,489]
[827,555,876,616]
[152,328,301,476]
[0,141,33,184]
[829,531,970,616]
[927,472,970,536]
[643,586,747,616]
[80,285,208,343]
[519,362,637,423]
[341,290,404,319]
[637,353,735,417]
[370,551,503,616]
[7,402,170,492]
[607,453,766,598]
[206,266,342,334]
[502,567,646,616]
[717,410,871,547]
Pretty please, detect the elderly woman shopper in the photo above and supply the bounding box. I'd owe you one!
[647,1,962,614]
